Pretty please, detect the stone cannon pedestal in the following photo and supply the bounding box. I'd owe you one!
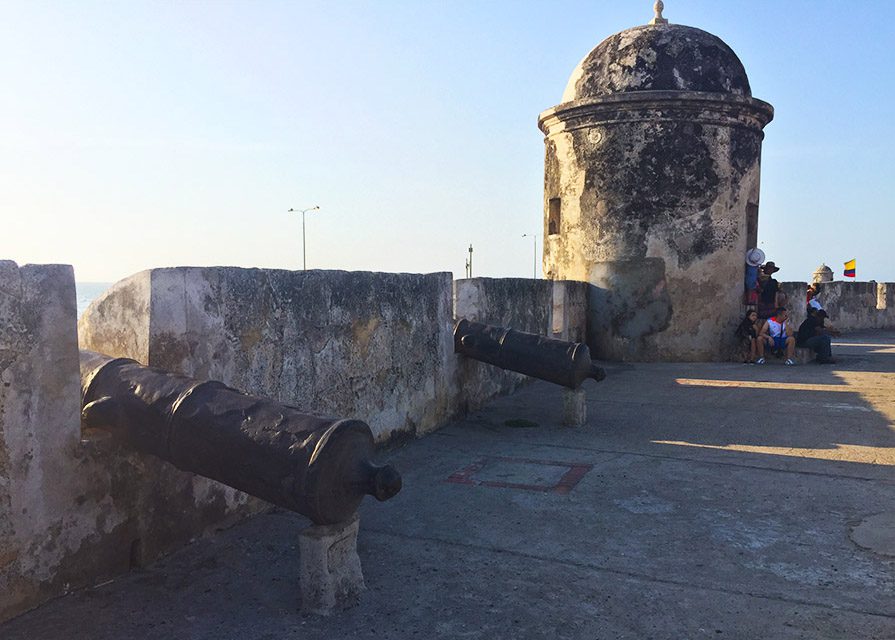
[298,514,365,615]
[562,388,587,427]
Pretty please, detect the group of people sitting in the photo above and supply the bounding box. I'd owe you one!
[738,250,841,365]
[736,286,840,365]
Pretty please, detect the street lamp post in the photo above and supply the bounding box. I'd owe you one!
[466,244,473,278]
[287,206,320,270]
[522,234,537,279]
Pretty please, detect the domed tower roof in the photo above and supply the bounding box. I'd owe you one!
[812,263,834,283]
[562,23,752,103]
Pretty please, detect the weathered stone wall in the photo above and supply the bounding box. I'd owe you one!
[80,268,457,442]
[814,281,895,331]
[452,278,588,412]
[3,259,892,623]
[76,270,150,363]
[551,279,588,343]
[0,262,82,621]
[79,269,589,442]
[778,280,895,333]
[1,262,262,623]
[779,281,808,329]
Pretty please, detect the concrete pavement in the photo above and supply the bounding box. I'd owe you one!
[3,333,894,639]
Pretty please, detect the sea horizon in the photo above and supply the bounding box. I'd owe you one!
[76,281,112,318]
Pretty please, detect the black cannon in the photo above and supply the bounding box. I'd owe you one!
[453,319,605,389]
[79,350,401,525]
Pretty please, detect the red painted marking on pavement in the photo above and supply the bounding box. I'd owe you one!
[445,459,487,485]
[445,456,593,494]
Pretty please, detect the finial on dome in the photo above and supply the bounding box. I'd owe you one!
[650,0,669,25]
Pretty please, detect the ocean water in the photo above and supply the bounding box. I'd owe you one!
[76,282,113,317]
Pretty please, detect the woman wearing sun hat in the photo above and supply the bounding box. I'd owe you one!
[744,248,764,304]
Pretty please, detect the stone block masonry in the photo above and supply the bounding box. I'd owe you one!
[1,259,891,623]
[81,268,458,442]
[815,281,895,331]
[80,270,590,443]
[562,387,587,426]
[1,262,263,623]
[1,265,582,623]
[781,280,895,333]
[0,261,81,621]
[452,278,588,412]
[298,515,365,615]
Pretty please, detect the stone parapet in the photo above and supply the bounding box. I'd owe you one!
[80,268,457,443]
[452,278,588,412]
[815,281,893,331]
[778,280,895,332]
[0,261,81,621]
[0,261,250,621]
[779,281,808,328]
[1,261,263,623]
[11,266,582,623]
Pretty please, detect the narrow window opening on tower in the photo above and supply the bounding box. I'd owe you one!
[746,202,759,248]
[548,198,561,236]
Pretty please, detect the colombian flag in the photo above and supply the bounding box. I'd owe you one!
[844,259,856,278]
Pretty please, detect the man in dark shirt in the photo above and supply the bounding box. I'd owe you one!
[796,309,839,364]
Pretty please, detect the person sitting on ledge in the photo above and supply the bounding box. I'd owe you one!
[797,308,840,364]
[756,306,796,365]
[735,309,760,364]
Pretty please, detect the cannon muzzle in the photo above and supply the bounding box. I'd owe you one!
[454,319,605,389]
[79,350,401,525]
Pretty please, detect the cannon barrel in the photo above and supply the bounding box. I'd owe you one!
[79,350,401,525]
[453,319,605,389]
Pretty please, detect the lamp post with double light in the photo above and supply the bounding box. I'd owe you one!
[287,206,320,270]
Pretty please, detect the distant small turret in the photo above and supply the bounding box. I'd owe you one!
[812,264,834,284]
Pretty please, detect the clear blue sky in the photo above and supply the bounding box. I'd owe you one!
[2,1,892,284]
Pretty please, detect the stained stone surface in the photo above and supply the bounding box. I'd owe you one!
[3,332,893,639]
[540,22,774,362]
[562,24,752,102]
[562,387,587,427]
[0,262,82,621]
[452,278,588,412]
[81,268,458,443]
[0,262,261,622]
[299,515,365,615]
[813,281,895,332]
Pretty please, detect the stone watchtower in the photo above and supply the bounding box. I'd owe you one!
[812,264,834,284]
[538,5,773,361]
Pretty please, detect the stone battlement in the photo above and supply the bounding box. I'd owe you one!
[0,262,586,622]
[779,279,895,333]
[1,260,891,622]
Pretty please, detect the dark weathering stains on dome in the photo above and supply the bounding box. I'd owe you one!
[565,24,752,101]
[574,120,725,268]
